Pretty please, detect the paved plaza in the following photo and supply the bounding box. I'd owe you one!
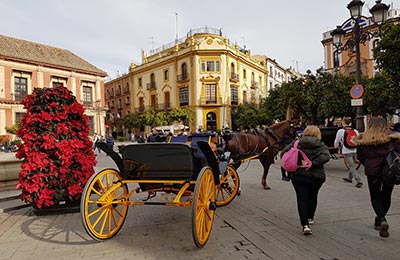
[0,148,399,260]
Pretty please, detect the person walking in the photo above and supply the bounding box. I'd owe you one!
[106,134,114,151]
[281,126,330,235]
[147,128,158,143]
[334,117,363,188]
[93,133,101,155]
[280,132,295,181]
[355,117,400,238]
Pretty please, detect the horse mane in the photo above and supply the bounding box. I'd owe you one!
[269,120,290,130]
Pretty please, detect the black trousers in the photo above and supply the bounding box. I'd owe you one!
[367,175,395,218]
[291,177,323,226]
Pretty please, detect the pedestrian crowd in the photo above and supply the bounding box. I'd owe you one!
[280,116,400,238]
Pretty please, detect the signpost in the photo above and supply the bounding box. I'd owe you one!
[350,84,364,99]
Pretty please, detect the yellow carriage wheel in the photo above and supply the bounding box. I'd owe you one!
[192,166,216,248]
[81,168,129,241]
[215,165,240,207]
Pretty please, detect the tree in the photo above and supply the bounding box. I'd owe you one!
[122,113,146,130]
[262,69,354,125]
[169,107,195,125]
[373,23,400,113]
[231,103,265,130]
[364,74,396,116]
[374,23,400,87]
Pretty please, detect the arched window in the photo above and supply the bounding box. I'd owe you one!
[182,63,187,75]
[206,112,217,131]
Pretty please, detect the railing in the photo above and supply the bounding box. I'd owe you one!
[251,81,259,88]
[146,27,245,56]
[198,97,223,105]
[230,72,239,81]
[177,73,189,82]
[146,82,156,90]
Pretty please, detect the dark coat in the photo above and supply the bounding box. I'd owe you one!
[281,136,330,182]
[356,132,400,176]
[106,136,114,148]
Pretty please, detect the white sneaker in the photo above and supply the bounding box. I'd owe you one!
[303,225,312,235]
[308,219,314,225]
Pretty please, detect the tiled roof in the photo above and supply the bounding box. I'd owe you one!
[0,35,107,77]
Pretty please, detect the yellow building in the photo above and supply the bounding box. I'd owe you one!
[0,35,107,137]
[105,27,296,134]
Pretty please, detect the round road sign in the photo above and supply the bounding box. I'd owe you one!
[350,84,364,99]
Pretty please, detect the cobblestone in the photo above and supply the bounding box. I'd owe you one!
[0,146,399,259]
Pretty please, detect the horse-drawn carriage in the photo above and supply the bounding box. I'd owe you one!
[80,135,239,247]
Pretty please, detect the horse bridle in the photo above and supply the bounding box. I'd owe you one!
[264,121,296,153]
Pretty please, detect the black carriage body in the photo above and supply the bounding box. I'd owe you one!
[320,127,341,148]
[120,143,198,180]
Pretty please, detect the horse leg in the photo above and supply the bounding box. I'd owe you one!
[261,160,272,190]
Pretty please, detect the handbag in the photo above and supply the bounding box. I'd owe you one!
[382,141,400,185]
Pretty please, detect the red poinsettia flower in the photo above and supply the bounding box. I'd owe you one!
[16,86,96,209]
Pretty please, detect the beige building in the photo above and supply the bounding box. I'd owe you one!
[322,8,400,77]
[105,27,296,134]
[0,35,107,138]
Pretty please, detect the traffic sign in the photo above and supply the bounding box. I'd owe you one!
[351,98,363,106]
[350,84,364,99]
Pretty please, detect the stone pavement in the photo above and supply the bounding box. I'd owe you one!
[0,145,399,260]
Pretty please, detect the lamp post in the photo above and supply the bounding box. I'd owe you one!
[330,0,389,132]
[96,99,102,136]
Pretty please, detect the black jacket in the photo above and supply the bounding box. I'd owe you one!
[281,136,330,182]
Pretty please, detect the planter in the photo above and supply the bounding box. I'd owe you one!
[0,154,21,182]
[31,199,80,215]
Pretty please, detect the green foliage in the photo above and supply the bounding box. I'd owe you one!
[169,107,195,123]
[374,23,400,86]
[122,113,145,129]
[5,123,19,134]
[364,74,398,115]
[117,136,125,142]
[262,70,355,125]
[122,107,195,129]
[231,104,266,129]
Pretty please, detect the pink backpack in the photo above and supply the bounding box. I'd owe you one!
[281,140,312,172]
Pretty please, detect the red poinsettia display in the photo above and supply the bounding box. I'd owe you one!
[16,86,96,209]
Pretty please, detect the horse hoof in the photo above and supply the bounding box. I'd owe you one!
[263,185,271,190]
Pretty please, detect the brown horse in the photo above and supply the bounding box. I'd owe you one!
[224,120,297,189]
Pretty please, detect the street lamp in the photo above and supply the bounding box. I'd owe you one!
[330,0,389,132]
[96,99,102,136]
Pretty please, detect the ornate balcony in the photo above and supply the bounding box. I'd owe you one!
[146,82,156,90]
[177,73,189,82]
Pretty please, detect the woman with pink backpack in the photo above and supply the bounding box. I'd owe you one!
[280,125,330,235]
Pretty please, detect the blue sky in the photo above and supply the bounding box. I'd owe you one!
[1,0,397,77]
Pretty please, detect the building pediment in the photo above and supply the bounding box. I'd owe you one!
[200,74,220,83]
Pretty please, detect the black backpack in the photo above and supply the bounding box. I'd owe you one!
[343,127,357,149]
[382,141,400,185]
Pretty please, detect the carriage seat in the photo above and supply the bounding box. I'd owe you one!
[120,143,198,180]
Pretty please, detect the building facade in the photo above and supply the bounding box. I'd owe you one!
[105,27,296,134]
[322,8,400,77]
[0,35,107,138]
